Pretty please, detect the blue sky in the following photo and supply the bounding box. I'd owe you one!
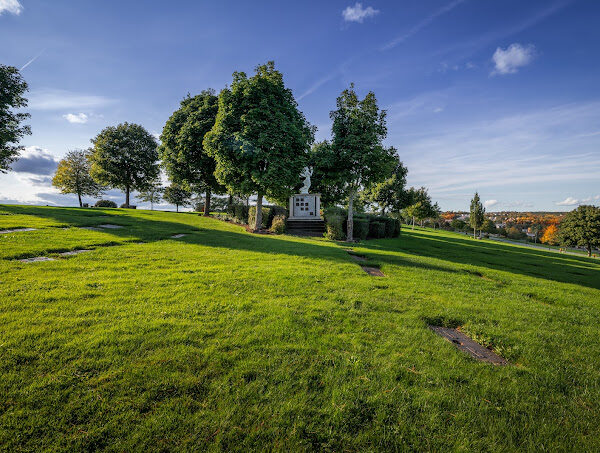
[1,0,599,211]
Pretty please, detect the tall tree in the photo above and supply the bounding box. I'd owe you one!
[541,224,558,245]
[159,90,224,216]
[1,65,31,172]
[163,183,191,212]
[52,149,104,207]
[204,62,314,231]
[363,155,409,215]
[90,123,159,207]
[313,84,396,241]
[469,192,485,238]
[557,205,600,256]
[137,180,163,210]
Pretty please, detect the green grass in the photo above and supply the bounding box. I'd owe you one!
[1,205,599,451]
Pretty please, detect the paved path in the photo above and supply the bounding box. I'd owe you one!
[487,236,596,258]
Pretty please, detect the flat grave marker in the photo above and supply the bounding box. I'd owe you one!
[171,234,186,238]
[429,325,507,365]
[19,256,55,263]
[361,266,385,277]
[0,228,36,234]
[98,224,123,229]
[59,249,93,257]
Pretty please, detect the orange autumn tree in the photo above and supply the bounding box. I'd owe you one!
[541,224,559,245]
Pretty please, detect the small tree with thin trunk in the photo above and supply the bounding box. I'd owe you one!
[52,149,104,207]
[557,205,600,257]
[313,85,396,241]
[470,192,485,238]
[137,180,163,210]
[90,123,159,207]
[204,62,314,231]
[163,183,191,212]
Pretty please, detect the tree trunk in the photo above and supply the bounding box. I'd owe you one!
[254,192,263,232]
[412,217,415,230]
[228,194,233,209]
[77,192,82,208]
[125,187,130,208]
[150,199,154,211]
[474,227,476,238]
[204,190,211,216]
[588,244,592,257]
[176,204,179,213]
[346,192,355,242]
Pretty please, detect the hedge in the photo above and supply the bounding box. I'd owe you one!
[94,200,117,208]
[323,207,400,240]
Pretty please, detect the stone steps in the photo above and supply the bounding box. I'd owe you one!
[286,219,325,237]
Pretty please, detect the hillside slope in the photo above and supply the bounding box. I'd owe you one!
[1,205,599,451]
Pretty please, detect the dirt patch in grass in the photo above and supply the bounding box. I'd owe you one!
[19,256,55,263]
[0,228,36,234]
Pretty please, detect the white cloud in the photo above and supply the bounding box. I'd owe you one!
[28,89,115,110]
[492,43,536,75]
[484,199,499,208]
[342,2,379,23]
[62,113,88,124]
[556,197,580,206]
[0,0,22,15]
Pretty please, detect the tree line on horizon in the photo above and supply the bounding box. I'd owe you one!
[1,62,434,241]
[2,62,598,248]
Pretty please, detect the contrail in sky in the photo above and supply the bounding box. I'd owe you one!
[20,49,46,71]
[381,0,467,51]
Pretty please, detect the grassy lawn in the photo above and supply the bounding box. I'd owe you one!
[1,205,599,451]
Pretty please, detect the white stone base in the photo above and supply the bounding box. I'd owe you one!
[288,194,322,220]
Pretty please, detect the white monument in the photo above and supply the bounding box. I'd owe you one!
[288,167,322,220]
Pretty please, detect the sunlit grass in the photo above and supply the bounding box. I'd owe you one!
[1,205,599,451]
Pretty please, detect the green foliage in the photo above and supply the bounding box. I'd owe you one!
[325,214,345,240]
[269,215,286,234]
[94,199,117,208]
[204,62,314,229]
[163,184,191,212]
[90,122,159,206]
[558,205,600,256]
[469,192,485,235]
[52,149,104,207]
[226,203,249,224]
[363,157,409,215]
[159,90,224,213]
[349,216,370,240]
[0,65,31,171]
[137,180,163,210]
[507,226,525,240]
[369,220,386,239]
[266,205,287,229]
[311,84,396,240]
[248,206,270,229]
[451,219,466,230]
[481,219,497,234]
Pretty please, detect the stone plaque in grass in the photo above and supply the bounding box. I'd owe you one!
[171,234,186,238]
[361,266,385,277]
[59,249,93,256]
[0,228,36,234]
[349,253,367,262]
[98,224,123,229]
[19,256,55,263]
[429,326,507,365]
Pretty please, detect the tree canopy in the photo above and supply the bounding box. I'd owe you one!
[363,156,409,215]
[163,183,191,212]
[159,90,223,216]
[204,62,314,230]
[52,149,104,207]
[1,65,31,172]
[137,179,163,211]
[469,192,485,238]
[90,123,159,207]
[312,84,396,240]
[558,205,600,256]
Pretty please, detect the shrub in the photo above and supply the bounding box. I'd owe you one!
[351,216,370,240]
[248,206,270,229]
[120,203,136,209]
[324,206,346,220]
[226,203,249,224]
[325,214,345,240]
[369,220,386,239]
[95,200,117,208]
[269,215,286,234]
[266,205,287,229]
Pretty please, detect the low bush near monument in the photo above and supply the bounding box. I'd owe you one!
[94,199,117,208]
[269,214,286,234]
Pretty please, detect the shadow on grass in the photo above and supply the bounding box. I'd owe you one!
[361,229,600,290]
